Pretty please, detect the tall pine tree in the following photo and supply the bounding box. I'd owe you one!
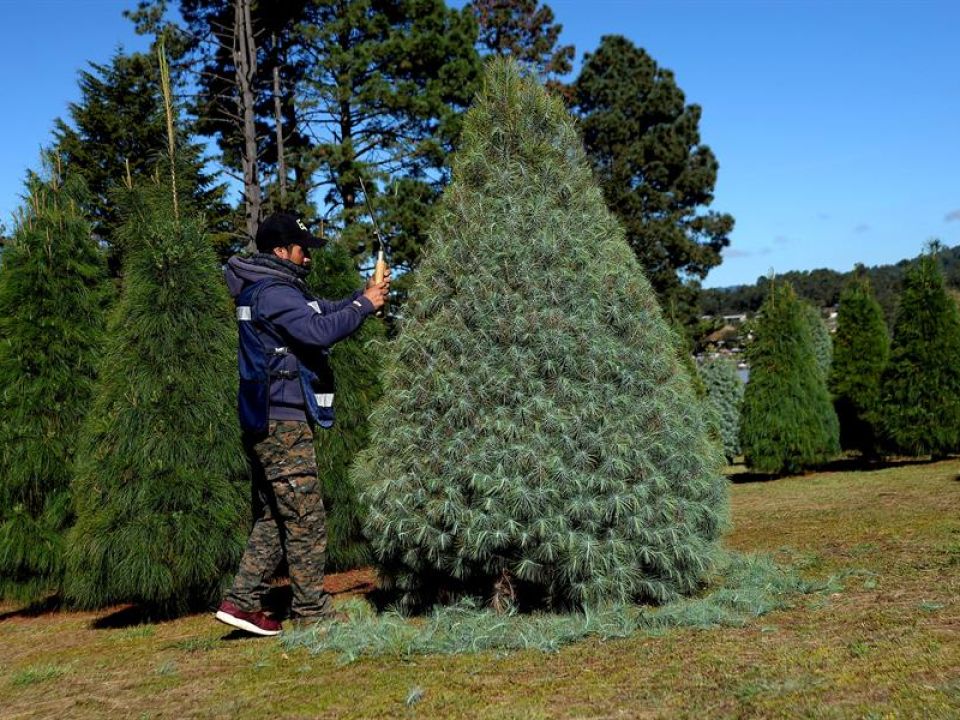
[878,251,960,457]
[571,35,734,328]
[355,60,727,611]
[138,0,484,271]
[828,274,889,455]
[306,242,384,571]
[54,50,230,257]
[65,52,248,610]
[469,0,574,81]
[0,161,109,604]
[740,282,839,474]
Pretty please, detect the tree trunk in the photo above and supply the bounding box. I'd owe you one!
[272,33,287,207]
[234,0,261,252]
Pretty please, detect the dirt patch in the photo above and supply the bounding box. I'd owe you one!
[324,567,376,597]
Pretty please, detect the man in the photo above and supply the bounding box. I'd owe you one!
[216,213,389,636]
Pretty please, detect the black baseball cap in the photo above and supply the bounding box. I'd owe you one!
[255,213,326,253]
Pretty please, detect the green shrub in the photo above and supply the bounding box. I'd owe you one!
[699,356,744,462]
[800,302,832,379]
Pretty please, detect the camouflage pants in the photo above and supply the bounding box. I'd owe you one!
[224,420,333,618]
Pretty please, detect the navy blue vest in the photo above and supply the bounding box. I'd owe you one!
[235,278,336,436]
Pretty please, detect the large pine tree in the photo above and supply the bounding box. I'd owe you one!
[828,274,889,455]
[0,162,109,604]
[65,158,248,610]
[306,242,384,571]
[355,60,727,611]
[878,252,960,457]
[468,0,574,81]
[570,35,734,327]
[739,282,840,474]
[54,50,230,257]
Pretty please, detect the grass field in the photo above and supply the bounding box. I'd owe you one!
[2,459,958,719]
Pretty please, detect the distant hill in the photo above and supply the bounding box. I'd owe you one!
[700,244,960,324]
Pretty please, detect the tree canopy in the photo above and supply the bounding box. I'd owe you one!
[54,50,229,257]
[469,0,574,81]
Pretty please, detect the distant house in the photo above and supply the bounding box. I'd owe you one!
[705,324,739,346]
[722,313,748,325]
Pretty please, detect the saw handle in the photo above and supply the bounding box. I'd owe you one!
[373,249,388,317]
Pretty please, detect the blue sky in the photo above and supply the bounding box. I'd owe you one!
[1,0,958,288]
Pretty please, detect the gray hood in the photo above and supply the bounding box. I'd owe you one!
[224,254,306,299]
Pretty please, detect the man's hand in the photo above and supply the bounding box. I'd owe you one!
[363,268,391,310]
[366,267,391,290]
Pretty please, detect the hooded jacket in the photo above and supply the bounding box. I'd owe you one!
[224,254,375,423]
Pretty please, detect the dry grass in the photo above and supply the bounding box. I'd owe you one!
[1,459,958,719]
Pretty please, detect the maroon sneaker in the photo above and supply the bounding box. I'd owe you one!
[215,601,282,636]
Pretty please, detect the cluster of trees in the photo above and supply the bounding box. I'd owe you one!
[0,50,380,608]
[704,246,960,475]
[0,40,732,612]
[0,0,738,608]
[51,0,731,328]
[700,244,960,330]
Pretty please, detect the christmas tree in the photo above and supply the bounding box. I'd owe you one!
[828,274,889,455]
[800,302,832,379]
[699,356,744,462]
[306,242,384,570]
[65,51,248,610]
[354,60,727,611]
[0,161,109,604]
[740,282,840,474]
[878,251,960,457]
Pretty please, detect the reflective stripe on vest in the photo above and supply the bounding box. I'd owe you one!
[315,393,334,408]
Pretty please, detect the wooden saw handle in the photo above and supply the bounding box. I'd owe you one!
[373,249,388,317]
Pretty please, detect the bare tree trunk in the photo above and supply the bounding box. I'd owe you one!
[234,0,261,252]
[337,23,357,228]
[272,34,287,207]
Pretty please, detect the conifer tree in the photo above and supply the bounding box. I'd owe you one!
[306,242,384,570]
[828,274,889,455]
[878,252,960,457]
[571,35,734,327]
[355,60,727,611]
[800,302,832,379]
[65,51,248,610]
[54,50,230,257]
[469,0,575,81]
[699,356,744,462]
[0,161,108,604]
[740,282,839,474]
